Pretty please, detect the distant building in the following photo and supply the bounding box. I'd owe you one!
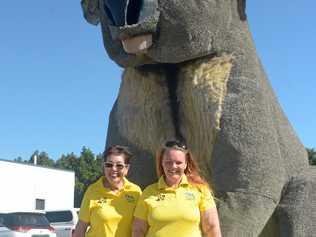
[0,159,75,212]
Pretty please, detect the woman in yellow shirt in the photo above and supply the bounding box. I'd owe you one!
[74,145,142,237]
[133,140,221,237]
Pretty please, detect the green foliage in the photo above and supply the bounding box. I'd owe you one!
[55,153,79,171]
[29,151,55,167]
[14,157,24,163]
[307,148,316,166]
[74,147,103,206]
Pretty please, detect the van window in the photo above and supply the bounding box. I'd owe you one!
[4,212,50,227]
[45,211,73,223]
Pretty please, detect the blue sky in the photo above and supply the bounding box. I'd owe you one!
[0,1,315,160]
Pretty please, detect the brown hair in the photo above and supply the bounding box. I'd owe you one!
[156,140,211,189]
[103,145,133,164]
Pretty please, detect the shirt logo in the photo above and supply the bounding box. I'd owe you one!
[125,194,135,203]
[184,192,195,201]
[156,193,166,201]
[97,197,108,205]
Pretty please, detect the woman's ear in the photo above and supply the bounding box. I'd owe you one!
[237,0,247,21]
[81,0,100,25]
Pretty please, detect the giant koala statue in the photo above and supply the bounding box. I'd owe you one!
[81,0,315,236]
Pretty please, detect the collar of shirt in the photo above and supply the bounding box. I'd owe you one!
[96,176,132,196]
[158,175,189,191]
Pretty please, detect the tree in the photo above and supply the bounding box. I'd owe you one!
[14,156,24,163]
[29,150,55,167]
[307,148,316,166]
[55,153,79,171]
[69,147,103,207]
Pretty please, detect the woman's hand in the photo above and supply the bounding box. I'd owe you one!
[73,220,89,237]
[201,208,222,237]
[132,217,149,237]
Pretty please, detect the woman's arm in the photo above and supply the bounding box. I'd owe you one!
[132,217,149,237]
[201,208,222,237]
[73,220,89,237]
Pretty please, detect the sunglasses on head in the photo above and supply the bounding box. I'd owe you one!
[104,162,127,170]
[164,140,187,150]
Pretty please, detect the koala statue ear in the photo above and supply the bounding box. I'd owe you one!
[237,0,247,21]
[81,0,100,25]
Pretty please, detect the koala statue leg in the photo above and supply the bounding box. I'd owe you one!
[177,55,280,236]
[274,174,315,237]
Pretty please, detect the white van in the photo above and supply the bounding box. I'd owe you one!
[45,209,79,237]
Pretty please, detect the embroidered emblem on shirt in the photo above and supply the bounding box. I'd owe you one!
[125,194,135,203]
[156,193,166,201]
[97,197,107,205]
[184,192,195,201]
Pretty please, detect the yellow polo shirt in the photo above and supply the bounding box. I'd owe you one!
[79,176,142,237]
[134,175,216,237]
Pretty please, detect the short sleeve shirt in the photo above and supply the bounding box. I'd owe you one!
[134,175,216,237]
[79,176,142,237]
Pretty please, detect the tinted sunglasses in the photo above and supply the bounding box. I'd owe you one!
[104,162,127,170]
[164,140,187,150]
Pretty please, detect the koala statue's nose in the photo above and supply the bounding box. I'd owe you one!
[103,0,155,26]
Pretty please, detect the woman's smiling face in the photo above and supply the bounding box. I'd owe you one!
[103,154,129,187]
[162,148,187,186]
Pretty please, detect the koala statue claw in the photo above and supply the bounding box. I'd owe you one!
[81,0,316,236]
